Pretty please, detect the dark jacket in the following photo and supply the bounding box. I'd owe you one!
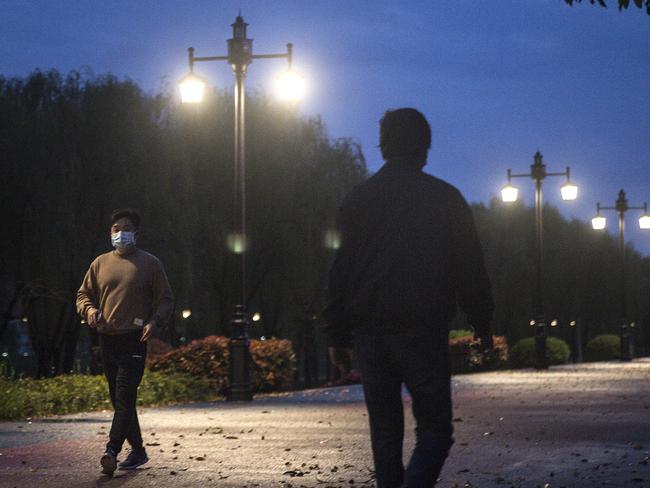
[323,162,494,347]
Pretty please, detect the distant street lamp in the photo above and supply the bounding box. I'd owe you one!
[180,309,192,345]
[180,15,304,401]
[502,151,578,370]
[591,190,649,361]
[324,229,341,251]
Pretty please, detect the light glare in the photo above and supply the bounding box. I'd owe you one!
[592,215,607,230]
[324,230,341,250]
[561,182,578,201]
[501,184,519,203]
[276,70,306,101]
[179,73,206,104]
[639,215,650,230]
[182,309,192,319]
[227,233,247,254]
[252,312,261,322]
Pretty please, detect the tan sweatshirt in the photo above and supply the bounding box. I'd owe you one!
[76,248,174,335]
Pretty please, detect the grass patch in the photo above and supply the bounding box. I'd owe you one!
[0,370,218,421]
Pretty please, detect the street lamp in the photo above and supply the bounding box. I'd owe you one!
[180,15,303,401]
[180,308,192,345]
[591,190,649,361]
[501,151,578,370]
[324,229,341,251]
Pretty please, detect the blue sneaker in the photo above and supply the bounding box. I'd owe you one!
[100,447,117,475]
[118,448,149,470]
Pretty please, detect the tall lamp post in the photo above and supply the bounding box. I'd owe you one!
[179,15,304,401]
[501,151,578,370]
[591,190,650,361]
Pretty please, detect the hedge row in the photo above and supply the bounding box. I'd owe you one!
[147,335,296,395]
[448,333,510,373]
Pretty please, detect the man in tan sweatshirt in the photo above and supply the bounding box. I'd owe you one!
[76,208,173,475]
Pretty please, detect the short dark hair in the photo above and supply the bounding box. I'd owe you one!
[111,208,141,229]
[379,108,431,162]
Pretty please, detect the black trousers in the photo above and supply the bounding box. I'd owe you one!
[355,331,454,488]
[99,331,146,454]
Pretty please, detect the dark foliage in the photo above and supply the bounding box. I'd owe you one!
[147,335,295,394]
[585,334,621,361]
[510,337,571,368]
[1,70,649,378]
[564,0,650,14]
[469,199,650,348]
[0,70,366,375]
[448,335,509,373]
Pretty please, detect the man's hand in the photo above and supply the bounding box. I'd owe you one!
[328,346,353,376]
[86,308,101,327]
[141,321,157,342]
[474,332,494,352]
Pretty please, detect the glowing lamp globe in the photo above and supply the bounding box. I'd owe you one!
[179,73,206,104]
[227,233,247,254]
[501,184,519,203]
[276,70,306,101]
[592,215,607,230]
[639,214,650,230]
[324,230,341,250]
[560,182,578,201]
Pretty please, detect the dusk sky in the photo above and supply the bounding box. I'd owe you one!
[1,0,649,254]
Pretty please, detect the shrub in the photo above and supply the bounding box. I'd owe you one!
[510,337,571,368]
[448,335,509,373]
[147,337,174,358]
[585,334,620,361]
[0,370,216,421]
[148,335,296,395]
[449,329,474,340]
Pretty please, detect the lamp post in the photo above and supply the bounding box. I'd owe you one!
[591,190,650,361]
[180,309,192,346]
[501,151,578,370]
[179,15,304,401]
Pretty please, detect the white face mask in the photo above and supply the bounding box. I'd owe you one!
[111,231,136,250]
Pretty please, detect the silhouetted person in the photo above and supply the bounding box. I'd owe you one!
[77,209,173,475]
[324,108,494,487]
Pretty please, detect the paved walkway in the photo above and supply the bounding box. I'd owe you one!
[2,360,650,487]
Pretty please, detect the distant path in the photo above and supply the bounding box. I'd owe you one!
[2,360,650,487]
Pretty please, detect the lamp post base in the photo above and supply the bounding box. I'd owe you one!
[534,319,549,370]
[227,305,253,402]
[620,324,633,362]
